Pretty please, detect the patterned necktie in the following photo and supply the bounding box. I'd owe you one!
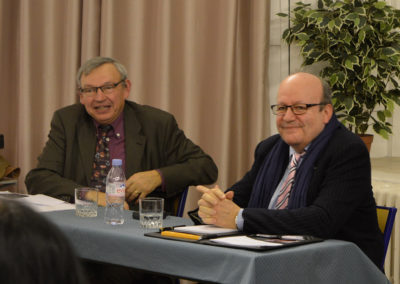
[275,152,304,209]
[90,125,112,192]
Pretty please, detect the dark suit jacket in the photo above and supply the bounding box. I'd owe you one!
[229,124,384,268]
[25,101,218,212]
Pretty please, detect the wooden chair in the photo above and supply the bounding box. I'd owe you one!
[376,205,397,270]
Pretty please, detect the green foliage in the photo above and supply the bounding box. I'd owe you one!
[279,0,400,138]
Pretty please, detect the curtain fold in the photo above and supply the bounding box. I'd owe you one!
[0,0,271,203]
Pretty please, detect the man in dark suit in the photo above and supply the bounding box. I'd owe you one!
[197,72,384,269]
[25,56,218,214]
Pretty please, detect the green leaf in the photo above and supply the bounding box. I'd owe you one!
[343,32,352,45]
[328,20,335,31]
[370,58,376,68]
[373,124,389,139]
[354,7,366,16]
[334,18,343,29]
[373,2,387,10]
[367,77,375,89]
[348,55,359,64]
[277,13,288,17]
[381,47,397,56]
[362,65,370,78]
[345,59,354,70]
[347,116,356,124]
[318,16,330,27]
[296,32,310,41]
[330,74,338,85]
[384,109,392,118]
[354,17,360,27]
[387,100,395,112]
[333,2,344,9]
[292,23,306,33]
[344,96,354,111]
[357,16,367,28]
[337,71,346,87]
[282,29,290,41]
[377,111,386,122]
[345,13,358,22]
[358,29,366,43]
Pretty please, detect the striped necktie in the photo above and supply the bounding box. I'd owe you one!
[89,124,112,192]
[275,152,304,209]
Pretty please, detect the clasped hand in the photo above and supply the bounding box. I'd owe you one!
[196,185,240,229]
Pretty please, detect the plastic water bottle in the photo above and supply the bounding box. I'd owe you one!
[105,159,125,225]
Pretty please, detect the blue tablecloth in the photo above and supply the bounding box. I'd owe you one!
[43,208,389,284]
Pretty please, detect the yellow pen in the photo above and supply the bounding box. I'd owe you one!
[161,230,201,240]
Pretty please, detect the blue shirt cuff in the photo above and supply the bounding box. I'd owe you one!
[236,208,244,231]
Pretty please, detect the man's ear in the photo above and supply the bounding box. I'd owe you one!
[123,79,132,99]
[323,104,334,124]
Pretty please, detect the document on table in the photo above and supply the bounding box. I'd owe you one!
[0,191,75,212]
[209,235,283,247]
[174,225,238,235]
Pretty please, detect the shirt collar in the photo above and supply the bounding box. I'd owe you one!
[93,112,124,138]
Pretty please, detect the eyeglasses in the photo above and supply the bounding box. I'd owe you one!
[79,79,125,96]
[270,103,327,115]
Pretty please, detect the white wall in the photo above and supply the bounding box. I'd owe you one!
[269,0,400,158]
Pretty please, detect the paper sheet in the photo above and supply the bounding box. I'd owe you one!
[0,192,75,212]
[174,225,238,235]
[210,235,283,247]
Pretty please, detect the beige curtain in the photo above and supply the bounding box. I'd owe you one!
[0,0,271,211]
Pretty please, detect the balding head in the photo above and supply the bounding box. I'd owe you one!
[274,72,333,152]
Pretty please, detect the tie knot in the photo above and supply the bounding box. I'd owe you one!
[291,152,305,167]
[99,125,112,135]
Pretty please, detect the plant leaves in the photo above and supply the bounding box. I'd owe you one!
[344,96,354,111]
[330,74,338,86]
[381,47,397,56]
[373,2,387,10]
[345,59,354,70]
[277,13,288,17]
[297,33,310,41]
[377,110,386,122]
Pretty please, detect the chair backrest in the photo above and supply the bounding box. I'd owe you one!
[376,205,397,269]
[176,187,189,217]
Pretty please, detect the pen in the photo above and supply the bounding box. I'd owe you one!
[255,234,305,241]
[161,231,201,240]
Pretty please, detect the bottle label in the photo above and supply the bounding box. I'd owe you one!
[106,182,125,197]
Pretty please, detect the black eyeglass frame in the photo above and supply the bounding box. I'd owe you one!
[79,79,126,95]
[270,103,327,115]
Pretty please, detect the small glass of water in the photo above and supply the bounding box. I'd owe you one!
[75,187,98,217]
[139,197,164,229]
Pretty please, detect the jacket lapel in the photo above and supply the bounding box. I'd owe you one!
[124,104,146,178]
[77,113,97,185]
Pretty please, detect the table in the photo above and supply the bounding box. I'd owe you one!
[43,208,389,284]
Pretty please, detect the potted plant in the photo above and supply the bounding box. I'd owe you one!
[278,0,400,142]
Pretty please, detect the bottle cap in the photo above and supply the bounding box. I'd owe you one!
[112,159,122,166]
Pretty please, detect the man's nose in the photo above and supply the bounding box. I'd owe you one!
[93,88,106,99]
[282,107,296,120]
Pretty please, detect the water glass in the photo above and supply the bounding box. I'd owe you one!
[139,197,164,229]
[75,187,98,217]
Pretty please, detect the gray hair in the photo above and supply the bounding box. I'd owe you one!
[76,57,128,88]
[320,78,333,108]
